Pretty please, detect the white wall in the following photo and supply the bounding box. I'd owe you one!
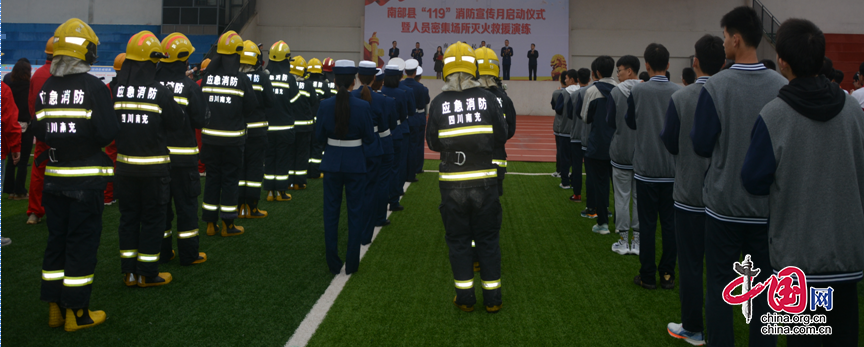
[6,0,161,25]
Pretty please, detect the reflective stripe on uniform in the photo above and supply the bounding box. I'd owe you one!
[163,230,173,238]
[299,91,311,97]
[252,84,263,91]
[268,125,294,131]
[438,125,493,138]
[295,170,307,175]
[221,205,236,212]
[271,82,292,89]
[114,102,162,114]
[246,181,262,187]
[202,203,219,211]
[454,279,474,289]
[276,175,289,181]
[63,275,94,287]
[288,171,296,175]
[238,180,247,187]
[35,109,92,121]
[315,89,325,95]
[264,174,276,180]
[247,121,269,128]
[137,253,160,262]
[309,158,322,164]
[294,120,314,126]
[492,160,507,167]
[471,240,476,247]
[42,270,65,281]
[117,154,171,165]
[327,138,362,147]
[202,128,246,137]
[289,93,301,103]
[174,96,189,106]
[177,229,199,239]
[439,169,497,182]
[202,86,245,97]
[482,279,501,290]
[120,249,138,258]
[168,146,199,155]
[45,166,114,177]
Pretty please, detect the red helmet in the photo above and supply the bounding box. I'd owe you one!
[322,57,335,72]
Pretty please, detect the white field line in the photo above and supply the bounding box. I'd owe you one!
[285,181,412,347]
[422,170,585,176]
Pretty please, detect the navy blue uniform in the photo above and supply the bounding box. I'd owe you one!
[401,77,429,181]
[375,90,398,226]
[351,87,385,245]
[381,85,410,210]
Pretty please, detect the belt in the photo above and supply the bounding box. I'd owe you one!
[397,120,401,125]
[379,129,391,137]
[373,126,378,132]
[415,109,425,113]
[327,138,362,147]
[441,151,492,167]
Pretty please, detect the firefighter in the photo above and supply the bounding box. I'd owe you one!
[305,58,332,179]
[316,60,376,274]
[381,65,410,212]
[352,61,386,245]
[34,18,118,331]
[371,69,398,227]
[112,30,184,287]
[200,31,259,236]
[287,55,319,190]
[263,40,294,202]
[400,59,430,183]
[237,40,274,218]
[426,41,507,313]
[102,53,125,206]
[26,36,55,226]
[474,47,517,196]
[155,32,209,265]
[322,57,336,87]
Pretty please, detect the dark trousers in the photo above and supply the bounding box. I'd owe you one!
[163,166,202,265]
[390,136,406,207]
[407,125,421,181]
[323,171,366,275]
[787,281,859,347]
[704,216,775,347]
[674,207,706,333]
[635,180,675,285]
[585,157,611,225]
[376,153,394,225]
[362,155,382,245]
[116,175,170,277]
[308,133,324,178]
[288,131,312,187]
[239,135,267,201]
[413,122,426,175]
[201,144,243,222]
[440,186,502,307]
[555,135,572,186]
[264,130,291,191]
[569,142,583,198]
[40,190,103,309]
[528,64,537,80]
[503,64,511,80]
[4,126,34,195]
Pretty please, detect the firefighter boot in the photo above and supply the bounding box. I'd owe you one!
[123,273,137,287]
[266,190,276,202]
[453,296,475,312]
[221,220,245,237]
[247,200,268,218]
[237,203,249,219]
[189,252,207,265]
[64,308,106,332]
[276,191,292,201]
[206,222,220,236]
[137,272,173,288]
[49,303,65,328]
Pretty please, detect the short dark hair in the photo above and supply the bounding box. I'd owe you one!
[775,18,825,78]
[616,55,640,74]
[393,41,397,44]
[682,67,696,84]
[860,61,864,76]
[720,6,763,49]
[820,56,834,78]
[644,43,670,72]
[566,69,579,83]
[577,68,591,85]
[559,72,567,85]
[722,59,735,70]
[638,71,650,82]
[760,59,777,70]
[665,71,671,79]
[833,70,844,84]
[591,56,615,78]
[415,42,419,44]
[531,43,535,46]
[695,34,725,75]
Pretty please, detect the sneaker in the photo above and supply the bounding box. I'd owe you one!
[611,238,630,255]
[1,237,11,247]
[389,204,404,212]
[200,172,206,177]
[667,322,705,346]
[661,273,675,290]
[633,274,656,290]
[551,172,561,178]
[629,236,640,255]
[608,210,613,218]
[26,214,41,225]
[559,183,571,189]
[580,208,597,218]
[569,194,582,202]
[592,223,609,235]
[103,200,116,206]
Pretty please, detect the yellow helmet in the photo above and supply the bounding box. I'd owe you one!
[307,58,323,74]
[290,55,307,76]
[269,41,291,62]
[113,53,126,71]
[216,31,243,55]
[442,41,476,78]
[52,18,100,62]
[240,40,260,66]
[201,58,211,70]
[125,31,164,63]
[161,33,195,63]
[475,47,500,77]
[45,36,55,54]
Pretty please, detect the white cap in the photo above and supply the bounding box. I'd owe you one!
[359,60,376,69]
[389,57,406,71]
[335,60,355,67]
[384,64,400,71]
[405,59,419,70]
[416,66,424,75]
[376,68,383,76]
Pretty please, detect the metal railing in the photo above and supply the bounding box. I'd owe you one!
[202,0,257,61]
[752,0,782,45]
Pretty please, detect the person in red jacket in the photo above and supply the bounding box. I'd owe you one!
[3,80,23,245]
[26,37,54,225]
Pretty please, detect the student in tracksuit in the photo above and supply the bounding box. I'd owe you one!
[155,33,208,265]
[579,56,617,235]
[551,74,572,186]
[352,61,384,245]
[625,43,681,290]
[263,41,295,202]
[742,19,864,346]
[691,8,787,347]
[606,55,641,256]
[554,70,581,197]
[659,34,725,345]
[402,59,429,183]
[237,40,275,219]
[372,70,398,227]
[569,69,591,206]
[382,65,410,212]
[316,60,376,275]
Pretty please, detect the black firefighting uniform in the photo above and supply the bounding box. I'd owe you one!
[239,68,274,204]
[155,61,208,264]
[200,54,259,222]
[112,61,184,277]
[486,87,517,196]
[263,61,296,192]
[35,67,119,309]
[306,73,333,178]
[426,86,507,307]
[288,76,319,187]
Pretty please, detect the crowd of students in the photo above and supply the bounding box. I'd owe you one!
[551,6,863,346]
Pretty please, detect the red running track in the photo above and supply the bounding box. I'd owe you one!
[424,115,555,163]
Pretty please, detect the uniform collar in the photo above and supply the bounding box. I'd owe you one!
[730,63,767,71]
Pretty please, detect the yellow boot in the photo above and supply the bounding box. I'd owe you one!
[266,191,276,202]
[206,222,219,236]
[64,308,106,332]
[453,296,474,312]
[237,204,248,219]
[246,200,267,219]
[276,191,292,201]
[221,220,245,237]
[49,303,65,328]
[123,273,137,287]
[137,272,173,288]
[190,252,207,265]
